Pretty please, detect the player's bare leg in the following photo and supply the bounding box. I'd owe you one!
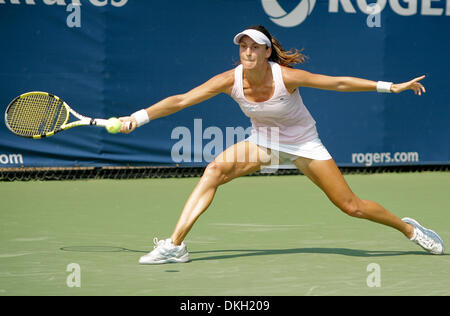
[292,157,414,238]
[293,157,444,254]
[139,141,272,264]
[170,141,272,245]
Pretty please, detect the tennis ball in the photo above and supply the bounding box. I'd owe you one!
[105,117,122,134]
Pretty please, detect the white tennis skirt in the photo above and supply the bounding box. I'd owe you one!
[246,134,332,166]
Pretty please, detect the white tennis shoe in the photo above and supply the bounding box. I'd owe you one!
[139,237,190,264]
[402,217,445,255]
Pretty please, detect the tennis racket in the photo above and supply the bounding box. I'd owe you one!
[5,91,112,139]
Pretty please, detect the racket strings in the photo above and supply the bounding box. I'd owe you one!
[6,94,68,137]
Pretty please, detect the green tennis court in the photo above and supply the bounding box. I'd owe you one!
[1,171,449,296]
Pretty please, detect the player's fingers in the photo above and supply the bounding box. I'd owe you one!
[120,123,129,134]
[119,117,132,133]
[122,122,130,133]
[420,83,426,93]
[412,75,426,83]
[124,118,138,133]
[129,120,137,132]
[414,83,426,96]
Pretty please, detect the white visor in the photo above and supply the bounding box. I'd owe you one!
[233,29,272,48]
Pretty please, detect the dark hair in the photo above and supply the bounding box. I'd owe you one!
[246,25,307,68]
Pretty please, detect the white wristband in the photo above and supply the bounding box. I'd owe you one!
[131,109,150,127]
[377,81,393,93]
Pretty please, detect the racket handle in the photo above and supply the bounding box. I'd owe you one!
[92,119,109,127]
[91,118,133,132]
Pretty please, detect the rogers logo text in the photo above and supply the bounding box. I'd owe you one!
[262,0,450,27]
[262,0,316,27]
[0,0,128,7]
[0,153,23,165]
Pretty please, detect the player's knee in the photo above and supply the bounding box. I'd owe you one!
[202,161,230,186]
[338,197,365,218]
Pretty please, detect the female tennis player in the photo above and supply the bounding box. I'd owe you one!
[120,25,444,264]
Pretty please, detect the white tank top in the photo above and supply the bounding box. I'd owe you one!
[231,62,318,145]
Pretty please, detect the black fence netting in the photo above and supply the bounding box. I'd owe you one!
[0,165,448,181]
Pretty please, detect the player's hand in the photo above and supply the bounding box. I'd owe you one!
[391,75,426,95]
[119,116,138,134]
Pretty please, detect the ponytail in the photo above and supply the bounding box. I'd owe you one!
[270,36,307,68]
[247,25,307,68]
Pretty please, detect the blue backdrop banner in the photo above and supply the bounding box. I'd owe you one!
[1,0,449,168]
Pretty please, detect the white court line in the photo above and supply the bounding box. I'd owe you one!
[210,223,310,228]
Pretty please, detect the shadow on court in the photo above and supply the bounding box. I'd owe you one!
[189,248,435,261]
[60,246,442,259]
[60,246,147,253]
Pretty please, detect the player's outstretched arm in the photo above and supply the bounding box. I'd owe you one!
[282,66,426,95]
[119,69,234,133]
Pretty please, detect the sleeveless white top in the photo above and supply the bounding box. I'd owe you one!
[231,62,319,152]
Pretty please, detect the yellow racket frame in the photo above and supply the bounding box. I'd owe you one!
[5,91,108,139]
